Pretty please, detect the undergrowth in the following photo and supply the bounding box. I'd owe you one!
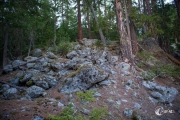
[76,90,96,102]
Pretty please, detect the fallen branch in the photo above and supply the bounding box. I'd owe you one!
[0,81,26,91]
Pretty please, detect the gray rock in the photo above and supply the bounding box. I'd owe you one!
[134,103,141,109]
[20,73,33,83]
[66,59,79,70]
[10,78,19,85]
[107,98,114,103]
[123,109,133,118]
[99,80,111,86]
[116,100,121,105]
[111,71,117,75]
[143,81,178,103]
[24,56,38,62]
[178,109,180,114]
[116,62,131,76]
[32,49,42,57]
[51,62,65,71]
[26,85,46,98]
[3,65,13,73]
[43,75,57,88]
[0,84,10,94]
[93,92,101,97]
[35,81,49,90]
[60,65,109,93]
[74,44,81,50]
[111,56,119,63]
[66,51,78,59]
[58,102,64,107]
[82,39,97,46]
[83,108,90,114]
[47,52,57,59]
[16,71,25,78]
[3,88,18,100]
[12,60,26,69]
[27,63,35,68]
[26,69,40,76]
[33,116,44,120]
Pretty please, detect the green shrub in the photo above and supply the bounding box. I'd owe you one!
[76,90,96,102]
[89,107,108,120]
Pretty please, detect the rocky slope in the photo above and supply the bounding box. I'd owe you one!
[0,38,180,120]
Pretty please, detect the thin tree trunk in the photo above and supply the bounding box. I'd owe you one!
[78,0,83,41]
[28,31,33,56]
[53,16,57,49]
[3,24,9,68]
[115,0,133,63]
[91,5,106,46]
[87,10,92,39]
[174,0,180,19]
[145,0,152,14]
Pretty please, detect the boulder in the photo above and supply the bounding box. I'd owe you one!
[143,81,178,103]
[35,81,49,90]
[12,60,26,69]
[3,88,18,100]
[3,65,13,73]
[20,73,33,83]
[51,62,65,71]
[66,51,78,59]
[60,65,109,93]
[0,84,10,94]
[42,75,57,88]
[32,49,42,57]
[26,85,46,98]
[24,56,38,62]
[47,52,57,59]
[123,109,133,118]
[115,62,131,76]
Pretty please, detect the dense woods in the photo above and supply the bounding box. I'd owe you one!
[1,0,180,68]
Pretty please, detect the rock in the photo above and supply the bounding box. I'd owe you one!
[93,92,101,97]
[66,59,79,70]
[20,73,33,83]
[134,103,141,109]
[116,62,131,76]
[51,62,65,71]
[116,100,121,105]
[83,108,90,114]
[35,81,49,90]
[82,39,97,46]
[60,65,109,93]
[3,65,13,73]
[43,75,57,88]
[27,63,35,68]
[12,60,26,69]
[111,56,119,63]
[110,71,117,75]
[26,80,34,87]
[3,88,18,100]
[16,71,25,78]
[66,51,78,59]
[47,52,57,59]
[26,85,46,98]
[0,84,10,94]
[107,98,114,103]
[74,44,81,50]
[58,102,64,107]
[26,69,40,76]
[178,109,180,114]
[123,109,133,118]
[33,116,44,120]
[143,81,178,103]
[99,80,111,86]
[32,49,42,57]
[24,56,38,62]
[10,78,19,85]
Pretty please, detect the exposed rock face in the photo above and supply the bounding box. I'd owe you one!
[66,51,78,59]
[12,60,26,69]
[115,62,131,76]
[26,85,46,98]
[143,81,178,103]
[60,64,109,93]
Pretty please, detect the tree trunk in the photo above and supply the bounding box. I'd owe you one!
[115,0,133,63]
[91,5,106,46]
[53,16,57,49]
[174,0,180,20]
[145,0,152,14]
[78,0,83,41]
[3,24,9,68]
[87,10,92,39]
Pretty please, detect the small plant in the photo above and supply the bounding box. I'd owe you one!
[94,40,104,49]
[141,71,156,80]
[136,51,152,60]
[89,107,108,120]
[76,90,96,102]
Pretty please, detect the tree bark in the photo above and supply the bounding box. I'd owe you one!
[87,10,92,39]
[174,0,180,20]
[3,24,9,68]
[78,0,83,41]
[91,5,106,46]
[115,0,133,63]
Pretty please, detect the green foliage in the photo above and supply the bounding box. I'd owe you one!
[76,90,96,102]
[136,51,152,60]
[94,40,104,49]
[89,107,108,120]
[141,71,156,80]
